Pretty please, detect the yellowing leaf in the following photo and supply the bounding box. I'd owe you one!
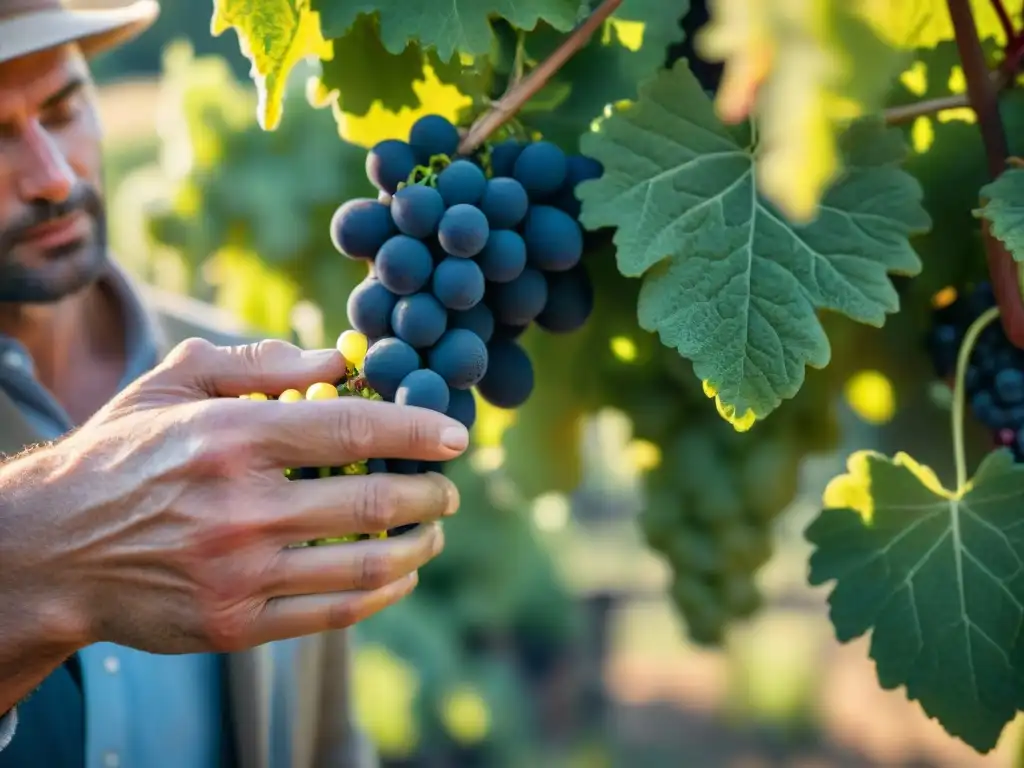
[861,0,1022,49]
[697,0,905,222]
[211,0,330,130]
[206,246,301,336]
[333,63,472,148]
[312,13,425,118]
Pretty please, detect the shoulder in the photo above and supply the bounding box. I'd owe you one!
[137,282,266,349]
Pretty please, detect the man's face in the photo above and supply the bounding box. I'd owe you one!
[0,44,106,304]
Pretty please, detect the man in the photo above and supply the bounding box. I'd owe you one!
[0,1,468,767]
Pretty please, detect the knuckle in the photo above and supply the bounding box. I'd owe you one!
[186,424,254,479]
[181,495,267,561]
[356,552,396,590]
[352,476,398,531]
[326,599,361,630]
[165,337,216,370]
[330,402,377,454]
[406,416,434,450]
[179,403,259,477]
[202,607,253,653]
[232,339,299,381]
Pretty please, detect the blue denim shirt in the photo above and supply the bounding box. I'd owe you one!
[0,268,227,768]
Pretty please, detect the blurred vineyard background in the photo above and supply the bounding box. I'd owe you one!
[89,3,1024,767]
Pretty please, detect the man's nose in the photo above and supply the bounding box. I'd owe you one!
[15,121,74,204]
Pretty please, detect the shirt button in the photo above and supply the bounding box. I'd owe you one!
[0,350,25,370]
[103,656,120,674]
[103,752,120,767]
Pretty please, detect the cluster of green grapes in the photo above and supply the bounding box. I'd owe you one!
[622,355,839,646]
[239,330,392,545]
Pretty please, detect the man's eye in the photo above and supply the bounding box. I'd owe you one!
[42,101,78,126]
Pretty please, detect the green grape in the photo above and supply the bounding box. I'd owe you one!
[665,527,722,575]
[639,487,684,551]
[671,573,720,612]
[671,575,727,646]
[278,368,387,546]
[686,612,727,647]
[626,385,685,443]
[739,438,801,522]
[310,535,361,546]
[717,572,762,618]
[664,429,731,496]
[717,521,773,573]
[691,477,743,529]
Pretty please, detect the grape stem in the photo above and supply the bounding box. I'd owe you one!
[456,0,624,155]
[952,306,1000,491]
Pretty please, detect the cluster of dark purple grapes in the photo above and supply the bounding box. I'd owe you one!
[927,281,1024,459]
[328,114,600,475]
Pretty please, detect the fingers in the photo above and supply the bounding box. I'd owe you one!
[156,337,347,398]
[250,572,419,645]
[247,396,469,468]
[267,472,458,543]
[262,522,443,598]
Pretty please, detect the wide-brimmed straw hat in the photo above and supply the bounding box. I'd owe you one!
[0,0,159,66]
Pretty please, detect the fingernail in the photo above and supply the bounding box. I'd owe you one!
[441,425,469,451]
[443,483,459,516]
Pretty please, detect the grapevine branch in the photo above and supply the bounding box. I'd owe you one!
[883,71,1010,125]
[947,0,1024,347]
[884,24,1024,125]
[991,0,1015,41]
[456,0,624,155]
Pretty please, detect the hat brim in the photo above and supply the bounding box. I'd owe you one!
[0,1,160,66]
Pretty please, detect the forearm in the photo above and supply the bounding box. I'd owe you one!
[0,448,87,714]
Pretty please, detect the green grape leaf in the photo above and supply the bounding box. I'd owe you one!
[312,0,581,60]
[314,13,424,117]
[211,0,329,130]
[577,61,930,423]
[977,168,1024,262]
[522,0,688,150]
[613,0,689,72]
[806,449,1024,753]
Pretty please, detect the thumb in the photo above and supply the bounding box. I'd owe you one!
[157,338,347,398]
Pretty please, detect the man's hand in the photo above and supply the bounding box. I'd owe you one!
[0,338,467,660]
